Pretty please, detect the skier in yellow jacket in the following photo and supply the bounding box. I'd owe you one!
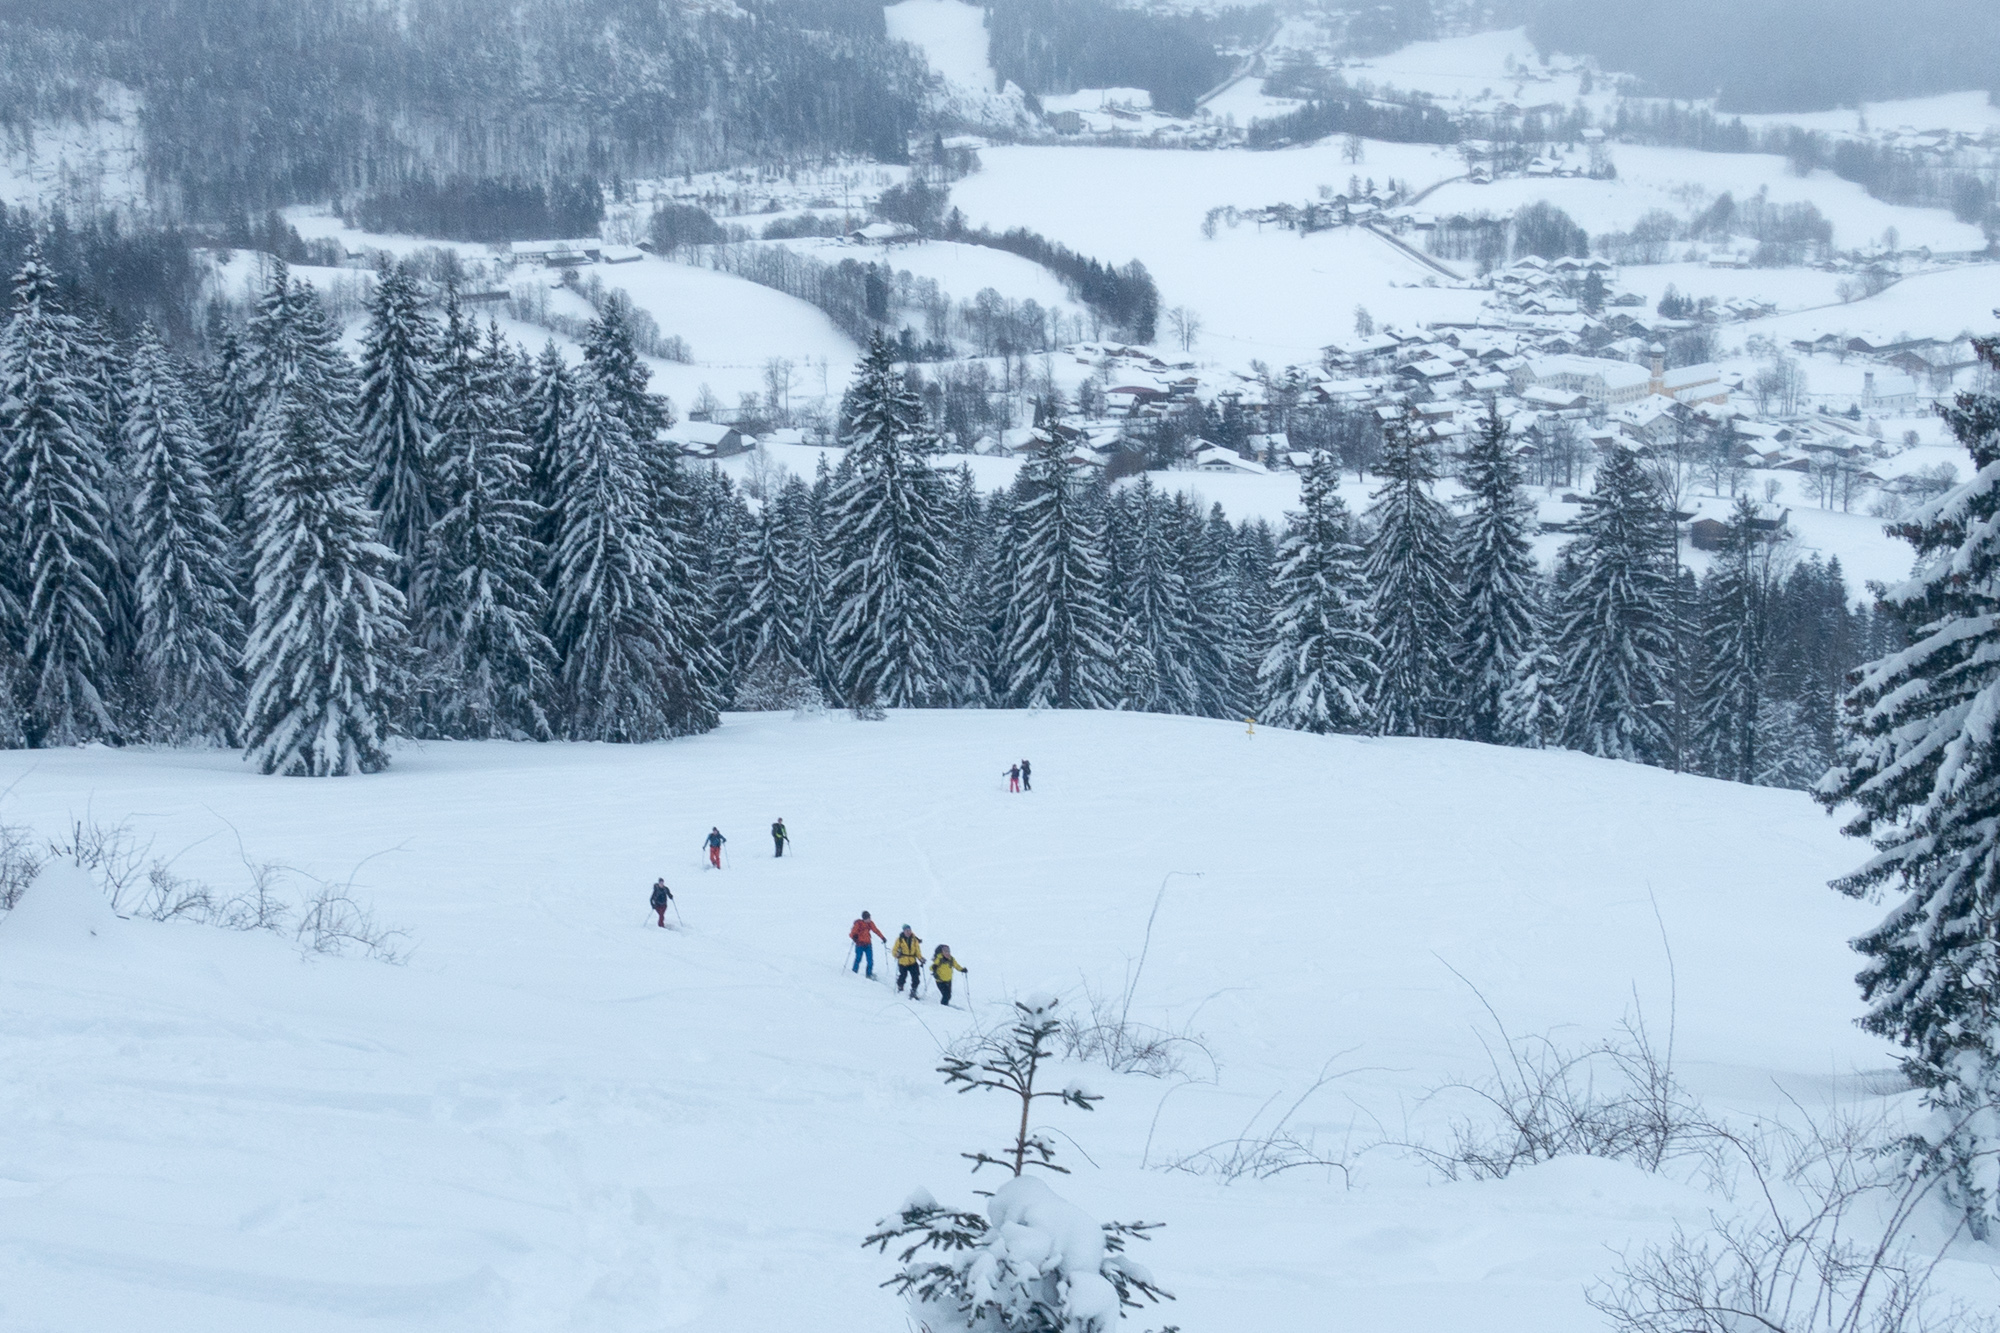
[930,945,969,1007]
[892,925,925,998]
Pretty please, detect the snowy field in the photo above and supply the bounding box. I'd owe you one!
[5,711,1995,1332]
[1741,263,2000,346]
[1734,90,2000,137]
[788,237,1088,316]
[948,137,1988,366]
[884,0,994,92]
[950,143,1480,361]
[1417,146,1987,254]
[261,217,862,408]
[883,0,1028,126]
[1343,28,1607,115]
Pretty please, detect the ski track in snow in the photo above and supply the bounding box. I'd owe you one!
[4,711,1994,1331]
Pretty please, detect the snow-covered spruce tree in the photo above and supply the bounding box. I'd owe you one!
[526,340,571,551]
[80,318,142,692]
[866,997,1175,1333]
[827,334,959,708]
[1230,519,1280,720]
[1498,585,1565,749]
[0,251,121,746]
[546,372,718,742]
[1114,475,1197,714]
[796,462,840,699]
[1691,495,1766,783]
[417,320,555,741]
[1816,336,2000,1233]
[1260,449,1378,734]
[971,482,1021,706]
[583,293,667,442]
[730,481,814,710]
[245,262,358,430]
[1451,402,1539,745]
[1004,428,1118,709]
[1184,500,1243,721]
[240,386,408,776]
[942,464,997,708]
[1364,415,1458,737]
[126,325,245,744]
[358,262,440,604]
[1553,445,1680,765]
[683,464,751,690]
[202,320,257,533]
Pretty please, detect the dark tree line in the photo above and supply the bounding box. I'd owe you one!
[940,218,1159,344]
[982,0,1268,118]
[348,178,606,245]
[1246,90,1461,150]
[0,204,206,343]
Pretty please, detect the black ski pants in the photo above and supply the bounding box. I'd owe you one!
[936,979,954,1006]
[897,962,922,994]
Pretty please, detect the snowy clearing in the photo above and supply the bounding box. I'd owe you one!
[1739,263,2000,346]
[269,215,861,407]
[1417,146,1987,254]
[1734,90,2000,137]
[5,712,1994,1331]
[884,0,996,92]
[950,143,1479,360]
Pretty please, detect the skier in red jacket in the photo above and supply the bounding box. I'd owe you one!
[849,911,887,978]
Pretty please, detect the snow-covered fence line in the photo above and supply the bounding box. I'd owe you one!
[0,813,408,962]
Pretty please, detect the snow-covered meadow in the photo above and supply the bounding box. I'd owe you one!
[5,710,1994,1332]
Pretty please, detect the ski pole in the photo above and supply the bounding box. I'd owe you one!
[673,900,686,927]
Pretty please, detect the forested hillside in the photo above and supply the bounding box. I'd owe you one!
[0,0,930,219]
[981,0,1270,117]
[1530,0,2000,111]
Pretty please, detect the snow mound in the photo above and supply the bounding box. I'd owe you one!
[0,860,119,948]
[979,1176,1121,1327]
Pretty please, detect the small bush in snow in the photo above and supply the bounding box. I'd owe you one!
[1057,984,1212,1082]
[866,997,1177,1332]
[1590,1108,2000,1333]
[869,1177,1174,1333]
[1415,997,1721,1181]
[0,817,41,909]
[4,815,408,961]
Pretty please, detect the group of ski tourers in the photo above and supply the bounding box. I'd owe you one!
[847,911,968,1005]
[648,760,1037,1003]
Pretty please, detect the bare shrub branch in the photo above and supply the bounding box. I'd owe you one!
[1590,1104,2000,1333]
[5,814,408,963]
[1160,1053,1365,1185]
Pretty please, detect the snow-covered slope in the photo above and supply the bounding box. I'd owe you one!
[6,711,1988,1332]
[884,0,1032,128]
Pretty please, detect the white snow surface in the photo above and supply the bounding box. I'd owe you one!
[1418,147,1987,254]
[1733,91,2000,137]
[5,712,1994,1331]
[884,0,995,92]
[883,0,1031,127]
[950,143,1480,362]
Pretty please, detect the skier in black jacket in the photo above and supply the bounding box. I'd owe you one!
[771,818,790,857]
[649,878,674,927]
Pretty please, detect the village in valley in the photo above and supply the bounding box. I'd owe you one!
[158,1,1988,596]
